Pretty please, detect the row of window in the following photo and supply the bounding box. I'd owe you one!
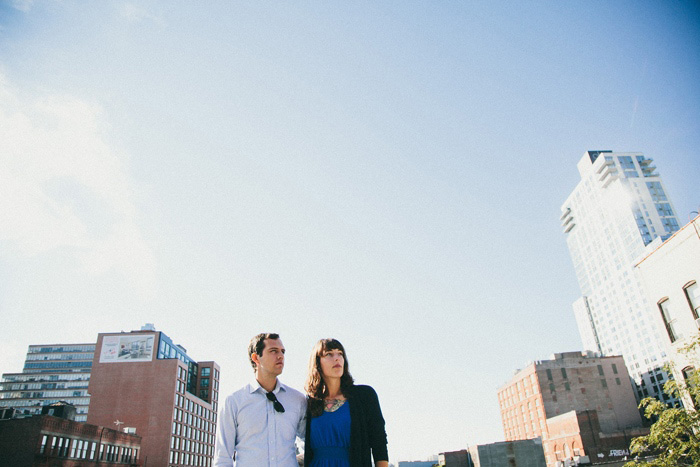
[1,380,89,391]
[28,345,95,354]
[39,434,138,464]
[174,407,216,434]
[169,450,212,466]
[170,436,214,457]
[171,421,215,446]
[659,281,699,343]
[170,436,214,453]
[5,390,87,398]
[24,361,93,369]
[1,373,90,383]
[175,386,218,420]
[160,340,194,365]
[25,352,94,361]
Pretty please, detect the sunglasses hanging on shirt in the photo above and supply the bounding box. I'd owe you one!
[266,391,285,413]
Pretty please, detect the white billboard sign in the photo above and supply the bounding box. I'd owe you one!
[99,335,155,363]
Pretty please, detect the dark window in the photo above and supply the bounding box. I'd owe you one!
[597,365,604,376]
[612,363,618,374]
[561,368,568,379]
[546,369,553,381]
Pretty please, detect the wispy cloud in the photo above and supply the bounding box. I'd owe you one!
[0,73,156,295]
[120,3,166,27]
[8,0,34,12]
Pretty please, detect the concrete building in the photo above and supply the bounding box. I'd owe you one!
[438,449,471,467]
[0,413,141,466]
[635,213,700,407]
[0,343,95,421]
[560,150,682,403]
[87,324,220,467]
[498,352,643,466]
[468,439,546,467]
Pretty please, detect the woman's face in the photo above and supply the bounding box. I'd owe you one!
[319,348,345,381]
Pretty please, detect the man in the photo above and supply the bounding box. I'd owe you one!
[215,333,306,467]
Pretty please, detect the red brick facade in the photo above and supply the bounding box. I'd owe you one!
[87,331,219,467]
[0,414,141,466]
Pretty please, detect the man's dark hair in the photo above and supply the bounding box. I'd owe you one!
[248,333,280,371]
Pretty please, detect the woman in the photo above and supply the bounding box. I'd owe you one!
[304,338,389,467]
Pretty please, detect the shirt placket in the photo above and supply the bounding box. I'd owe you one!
[268,392,277,466]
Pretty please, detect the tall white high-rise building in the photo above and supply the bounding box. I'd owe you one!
[560,151,681,403]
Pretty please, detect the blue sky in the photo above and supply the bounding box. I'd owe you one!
[0,0,698,462]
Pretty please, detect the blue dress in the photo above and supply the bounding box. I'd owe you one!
[308,400,351,467]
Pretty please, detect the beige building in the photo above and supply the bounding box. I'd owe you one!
[635,213,700,407]
[498,352,642,466]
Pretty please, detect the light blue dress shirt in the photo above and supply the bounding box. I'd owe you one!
[214,379,307,467]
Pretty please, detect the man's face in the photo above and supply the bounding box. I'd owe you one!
[254,338,285,378]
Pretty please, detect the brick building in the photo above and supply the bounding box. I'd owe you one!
[0,413,141,466]
[87,325,220,467]
[498,352,643,466]
[545,410,647,465]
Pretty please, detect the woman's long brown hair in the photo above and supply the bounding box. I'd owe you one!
[305,338,354,417]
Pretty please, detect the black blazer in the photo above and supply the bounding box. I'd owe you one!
[304,385,388,467]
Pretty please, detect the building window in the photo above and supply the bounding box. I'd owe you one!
[40,435,48,454]
[682,366,698,408]
[546,369,553,381]
[646,182,667,201]
[684,282,700,320]
[601,379,608,388]
[561,368,568,379]
[597,364,604,376]
[658,298,681,342]
[662,217,680,233]
[612,363,618,374]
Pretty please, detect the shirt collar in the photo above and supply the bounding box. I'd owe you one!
[249,378,287,395]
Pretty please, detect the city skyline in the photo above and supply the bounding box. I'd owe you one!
[1,1,699,463]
